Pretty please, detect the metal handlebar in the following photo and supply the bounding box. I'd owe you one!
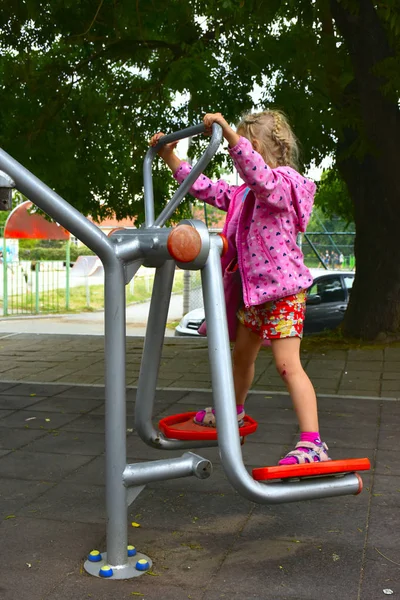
[143,123,223,228]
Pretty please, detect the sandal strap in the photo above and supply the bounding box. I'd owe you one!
[295,441,329,453]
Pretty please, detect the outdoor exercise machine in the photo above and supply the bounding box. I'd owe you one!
[0,124,370,580]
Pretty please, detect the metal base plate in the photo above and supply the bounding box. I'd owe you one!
[84,551,153,579]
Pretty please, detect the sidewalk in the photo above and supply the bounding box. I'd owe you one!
[0,293,184,337]
[0,330,399,599]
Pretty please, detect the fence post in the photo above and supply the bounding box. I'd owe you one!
[183,270,190,314]
[65,240,70,310]
[35,262,40,314]
[2,237,7,316]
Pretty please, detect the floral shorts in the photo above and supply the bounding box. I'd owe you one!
[237,291,307,340]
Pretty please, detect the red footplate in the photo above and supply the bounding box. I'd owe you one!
[252,458,371,481]
[159,412,258,441]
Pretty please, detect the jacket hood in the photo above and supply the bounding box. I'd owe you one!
[279,168,316,232]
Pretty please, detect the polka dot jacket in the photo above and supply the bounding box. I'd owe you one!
[174,136,316,308]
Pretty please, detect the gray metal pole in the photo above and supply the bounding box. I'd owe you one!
[104,260,129,567]
[201,237,360,503]
[135,260,217,450]
[123,452,212,487]
[0,149,113,263]
[143,123,222,228]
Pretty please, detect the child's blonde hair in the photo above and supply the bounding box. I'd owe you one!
[236,109,300,170]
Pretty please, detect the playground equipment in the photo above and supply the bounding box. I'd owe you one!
[0,124,370,580]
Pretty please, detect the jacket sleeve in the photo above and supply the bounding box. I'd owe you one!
[173,161,237,212]
[228,136,288,209]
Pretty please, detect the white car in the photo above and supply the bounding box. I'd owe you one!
[175,269,355,337]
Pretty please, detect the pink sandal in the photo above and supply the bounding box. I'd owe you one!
[278,441,331,465]
[193,406,245,428]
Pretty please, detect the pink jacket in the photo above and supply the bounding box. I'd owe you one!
[174,136,316,312]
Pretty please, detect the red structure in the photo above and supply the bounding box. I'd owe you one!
[4,201,70,240]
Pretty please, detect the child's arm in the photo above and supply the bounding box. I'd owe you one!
[149,132,182,173]
[149,131,236,212]
[202,114,285,203]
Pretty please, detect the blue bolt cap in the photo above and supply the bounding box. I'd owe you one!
[127,545,137,557]
[88,550,102,562]
[136,559,150,571]
[99,565,113,578]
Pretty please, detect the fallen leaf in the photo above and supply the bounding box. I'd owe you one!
[131,522,141,528]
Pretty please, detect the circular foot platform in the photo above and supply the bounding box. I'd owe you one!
[84,551,153,579]
[159,411,258,441]
[252,458,371,481]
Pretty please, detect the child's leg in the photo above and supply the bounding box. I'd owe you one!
[270,337,318,432]
[194,321,262,427]
[270,337,330,464]
[232,321,263,408]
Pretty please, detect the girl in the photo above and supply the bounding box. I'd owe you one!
[150,111,330,465]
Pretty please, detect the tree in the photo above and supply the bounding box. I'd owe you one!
[0,1,399,339]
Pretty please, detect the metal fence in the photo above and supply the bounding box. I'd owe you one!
[303,231,355,270]
[1,260,71,315]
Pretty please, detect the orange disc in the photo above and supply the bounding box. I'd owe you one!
[167,225,202,263]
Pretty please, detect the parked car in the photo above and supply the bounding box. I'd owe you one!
[175,269,355,337]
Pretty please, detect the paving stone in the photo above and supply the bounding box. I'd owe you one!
[0,382,73,396]
[366,505,400,554]
[370,474,400,507]
[338,382,380,394]
[52,575,204,600]
[129,487,253,534]
[0,450,93,481]
[0,479,57,518]
[58,413,106,433]
[209,535,364,599]
[381,380,400,392]
[0,382,25,392]
[347,350,384,360]
[54,385,106,399]
[346,360,383,371]
[326,426,379,451]
[317,396,381,414]
[0,426,48,450]
[0,394,47,410]
[0,409,15,420]
[0,410,79,430]
[30,396,104,414]
[24,430,105,456]
[20,482,106,523]
[0,517,104,600]
[360,546,399,600]
[375,449,400,477]
[378,427,398,451]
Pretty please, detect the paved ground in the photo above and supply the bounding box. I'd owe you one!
[0,331,399,599]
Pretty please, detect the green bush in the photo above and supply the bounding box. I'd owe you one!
[19,245,95,261]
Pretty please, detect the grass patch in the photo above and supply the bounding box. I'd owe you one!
[1,271,184,314]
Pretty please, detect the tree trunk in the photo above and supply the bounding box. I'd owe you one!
[330,0,400,340]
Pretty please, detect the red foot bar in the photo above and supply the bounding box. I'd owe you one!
[159,412,258,441]
[252,458,371,481]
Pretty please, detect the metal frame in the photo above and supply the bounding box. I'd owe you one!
[0,123,360,580]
